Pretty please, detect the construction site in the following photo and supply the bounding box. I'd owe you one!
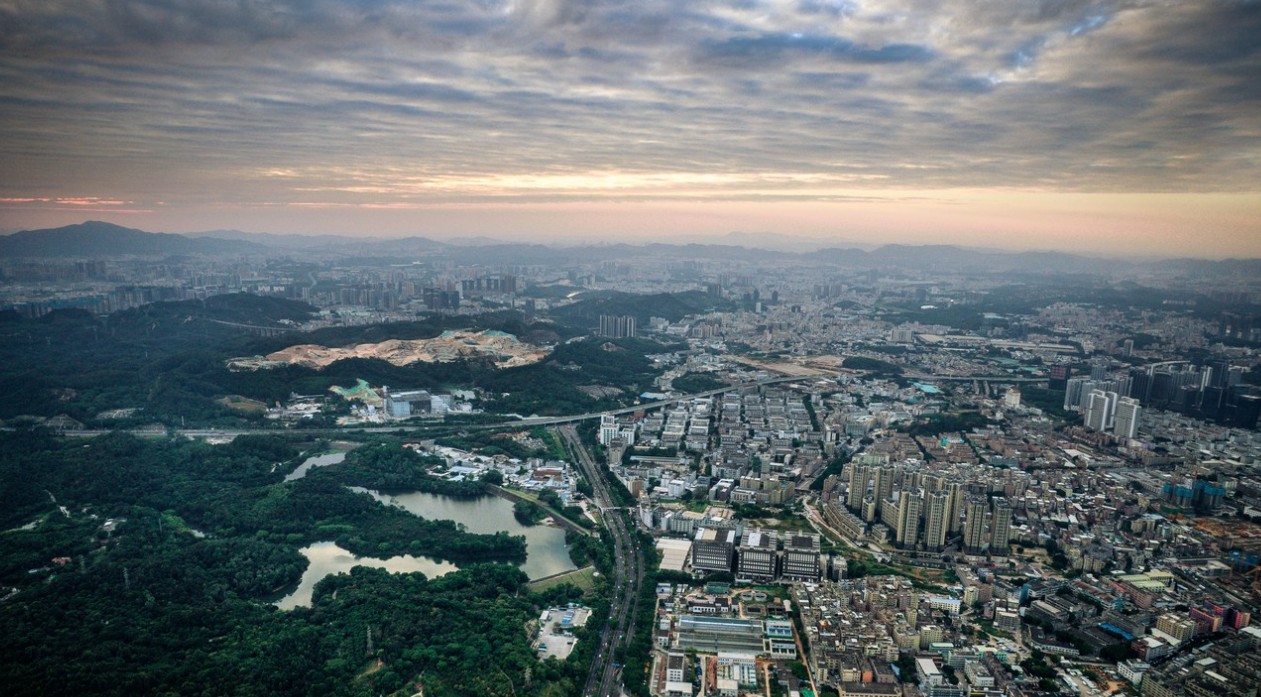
[227,329,547,371]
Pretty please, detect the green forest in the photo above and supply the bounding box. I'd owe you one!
[0,291,684,697]
[671,371,728,393]
[0,431,522,564]
[551,290,735,326]
[314,442,488,497]
[0,429,610,697]
[0,293,673,426]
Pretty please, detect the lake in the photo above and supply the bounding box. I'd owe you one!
[351,487,577,580]
[284,451,346,481]
[274,483,577,609]
[274,541,458,610]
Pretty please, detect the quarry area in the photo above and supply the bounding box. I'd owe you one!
[228,329,546,370]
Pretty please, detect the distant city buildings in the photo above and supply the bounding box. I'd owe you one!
[598,314,636,338]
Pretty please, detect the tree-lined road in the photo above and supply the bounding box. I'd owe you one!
[558,426,646,697]
[56,375,812,440]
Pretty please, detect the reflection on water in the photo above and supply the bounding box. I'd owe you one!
[275,541,457,610]
[284,452,347,482]
[272,475,579,609]
[350,487,577,581]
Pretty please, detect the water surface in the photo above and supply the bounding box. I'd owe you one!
[275,541,456,610]
[284,452,346,482]
[273,471,578,609]
[352,487,577,580]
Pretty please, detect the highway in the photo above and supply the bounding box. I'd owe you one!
[55,375,813,440]
[902,374,1048,383]
[557,426,646,697]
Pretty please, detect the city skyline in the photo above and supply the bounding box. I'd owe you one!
[1,1,1259,257]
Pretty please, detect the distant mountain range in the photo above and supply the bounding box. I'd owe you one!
[0,221,264,258]
[4,221,1260,278]
[184,229,363,249]
[691,231,873,252]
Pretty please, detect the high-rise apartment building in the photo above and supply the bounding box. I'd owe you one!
[873,466,894,516]
[1049,364,1071,391]
[1004,388,1022,409]
[895,491,922,548]
[963,497,988,554]
[1114,397,1141,440]
[1086,389,1118,432]
[946,481,965,534]
[990,499,1013,555]
[923,491,949,551]
[847,463,870,512]
[598,314,636,338]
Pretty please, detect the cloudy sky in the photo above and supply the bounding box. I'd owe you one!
[0,0,1258,256]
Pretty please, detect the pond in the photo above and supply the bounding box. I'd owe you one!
[274,487,578,609]
[275,541,457,610]
[350,487,578,581]
[284,452,347,481]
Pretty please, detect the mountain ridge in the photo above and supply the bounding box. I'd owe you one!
[6,222,1260,274]
[0,221,265,258]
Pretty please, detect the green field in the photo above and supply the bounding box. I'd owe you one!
[527,566,598,593]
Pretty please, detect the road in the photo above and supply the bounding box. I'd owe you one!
[802,497,862,549]
[55,375,812,440]
[557,426,646,697]
[901,374,1048,383]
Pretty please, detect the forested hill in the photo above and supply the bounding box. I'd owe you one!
[0,221,265,257]
[552,289,736,325]
[113,292,318,328]
[0,294,317,422]
[0,292,670,425]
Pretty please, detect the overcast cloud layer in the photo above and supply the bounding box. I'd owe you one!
[0,0,1258,250]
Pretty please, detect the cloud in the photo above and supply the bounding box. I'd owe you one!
[0,0,1256,217]
[695,32,934,67]
[797,1,860,18]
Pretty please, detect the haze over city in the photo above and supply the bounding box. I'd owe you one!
[11,5,1261,697]
[1,0,1259,257]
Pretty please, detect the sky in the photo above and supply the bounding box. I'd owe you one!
[0,0,1258,257]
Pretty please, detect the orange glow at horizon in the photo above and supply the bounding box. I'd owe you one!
[3,189,1255,259]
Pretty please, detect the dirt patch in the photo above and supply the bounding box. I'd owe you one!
[257,330,546,370]
[218,395,267,412]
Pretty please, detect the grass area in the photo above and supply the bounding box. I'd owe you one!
[356,658,385,680]
[749,514,814,534]
[538,428,568,461]
[217,395,267,413]
[976,619,1013,640]
[527,566,598,593]
[859,558,956,592]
